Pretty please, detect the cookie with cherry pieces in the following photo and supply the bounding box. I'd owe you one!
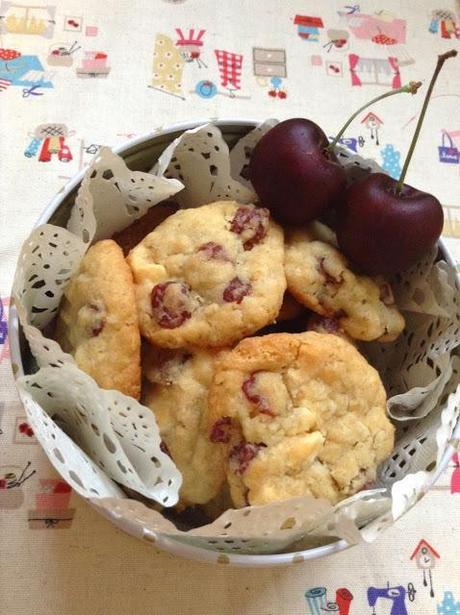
[127,201,286,348]
[143,344,227,507]
[208,332,394,507]
[55,239,141,399]
[284,229,405,341]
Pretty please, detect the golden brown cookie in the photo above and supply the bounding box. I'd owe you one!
[55,239,141,399]
[127,201,286,349]
[208,332,394,507]
[284,229,405,341]
[143,344,227,507]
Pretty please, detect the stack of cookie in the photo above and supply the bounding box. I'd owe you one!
[56,200,404,514]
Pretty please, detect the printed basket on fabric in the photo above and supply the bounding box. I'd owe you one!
[9,120,460,565]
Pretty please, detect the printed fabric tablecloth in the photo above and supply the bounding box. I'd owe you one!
[1,1,460,613]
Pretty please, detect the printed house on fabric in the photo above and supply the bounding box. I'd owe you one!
[361,112,383,143]
[411,539,440,597]
[411,539,440,569]
[294,15,324,42]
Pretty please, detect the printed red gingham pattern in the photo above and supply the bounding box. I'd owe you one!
[214,49,243,90]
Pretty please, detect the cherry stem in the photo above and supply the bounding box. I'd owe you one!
[396,49,458,194]
[327,81,422,152]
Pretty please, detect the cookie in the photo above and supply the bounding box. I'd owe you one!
[127,201,286,348]
[143,345,227,507]
[208,332,394,507]
[284,229,405,341]
[55,239,141,399]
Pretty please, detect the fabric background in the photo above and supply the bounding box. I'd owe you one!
[1,1,459,613]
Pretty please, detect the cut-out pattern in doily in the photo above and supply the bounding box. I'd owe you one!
[153,123,256,207]
[81,147,184,241]
[67,172,97,245]
[19,391,123,499]
[12,224,87,330]
[229,119,277,187]
[378,356,460,488]
[89,487,393,555]
[15,301,74,370]
[17,364,182,505]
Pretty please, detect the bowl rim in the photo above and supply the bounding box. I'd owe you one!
[8,118,460,567]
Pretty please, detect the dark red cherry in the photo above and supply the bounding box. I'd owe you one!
[336,51,457,274]
[248,118,346,226]
[336,173,443,274]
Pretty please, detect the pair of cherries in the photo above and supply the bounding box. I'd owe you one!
[249,51,457,275]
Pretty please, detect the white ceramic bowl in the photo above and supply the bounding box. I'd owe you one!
[9,119,460,566]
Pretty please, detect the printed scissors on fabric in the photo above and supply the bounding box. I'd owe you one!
[22,85,44,97]
[345,4,360,13]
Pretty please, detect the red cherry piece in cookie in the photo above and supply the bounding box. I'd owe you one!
[229,206,270,251]
[229,442,266,475]
[0,479,6,489]
[151,281,193,329]
[210,416,233,443]
[268,90,277,97]
[87,303,105,337]
[19,422,28,433]
[26,428,34,437]
[278,91,287,99]
[223,277,252,304]
[242,373,274,417]
[307,314,340,334]
[197,242,231,261]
